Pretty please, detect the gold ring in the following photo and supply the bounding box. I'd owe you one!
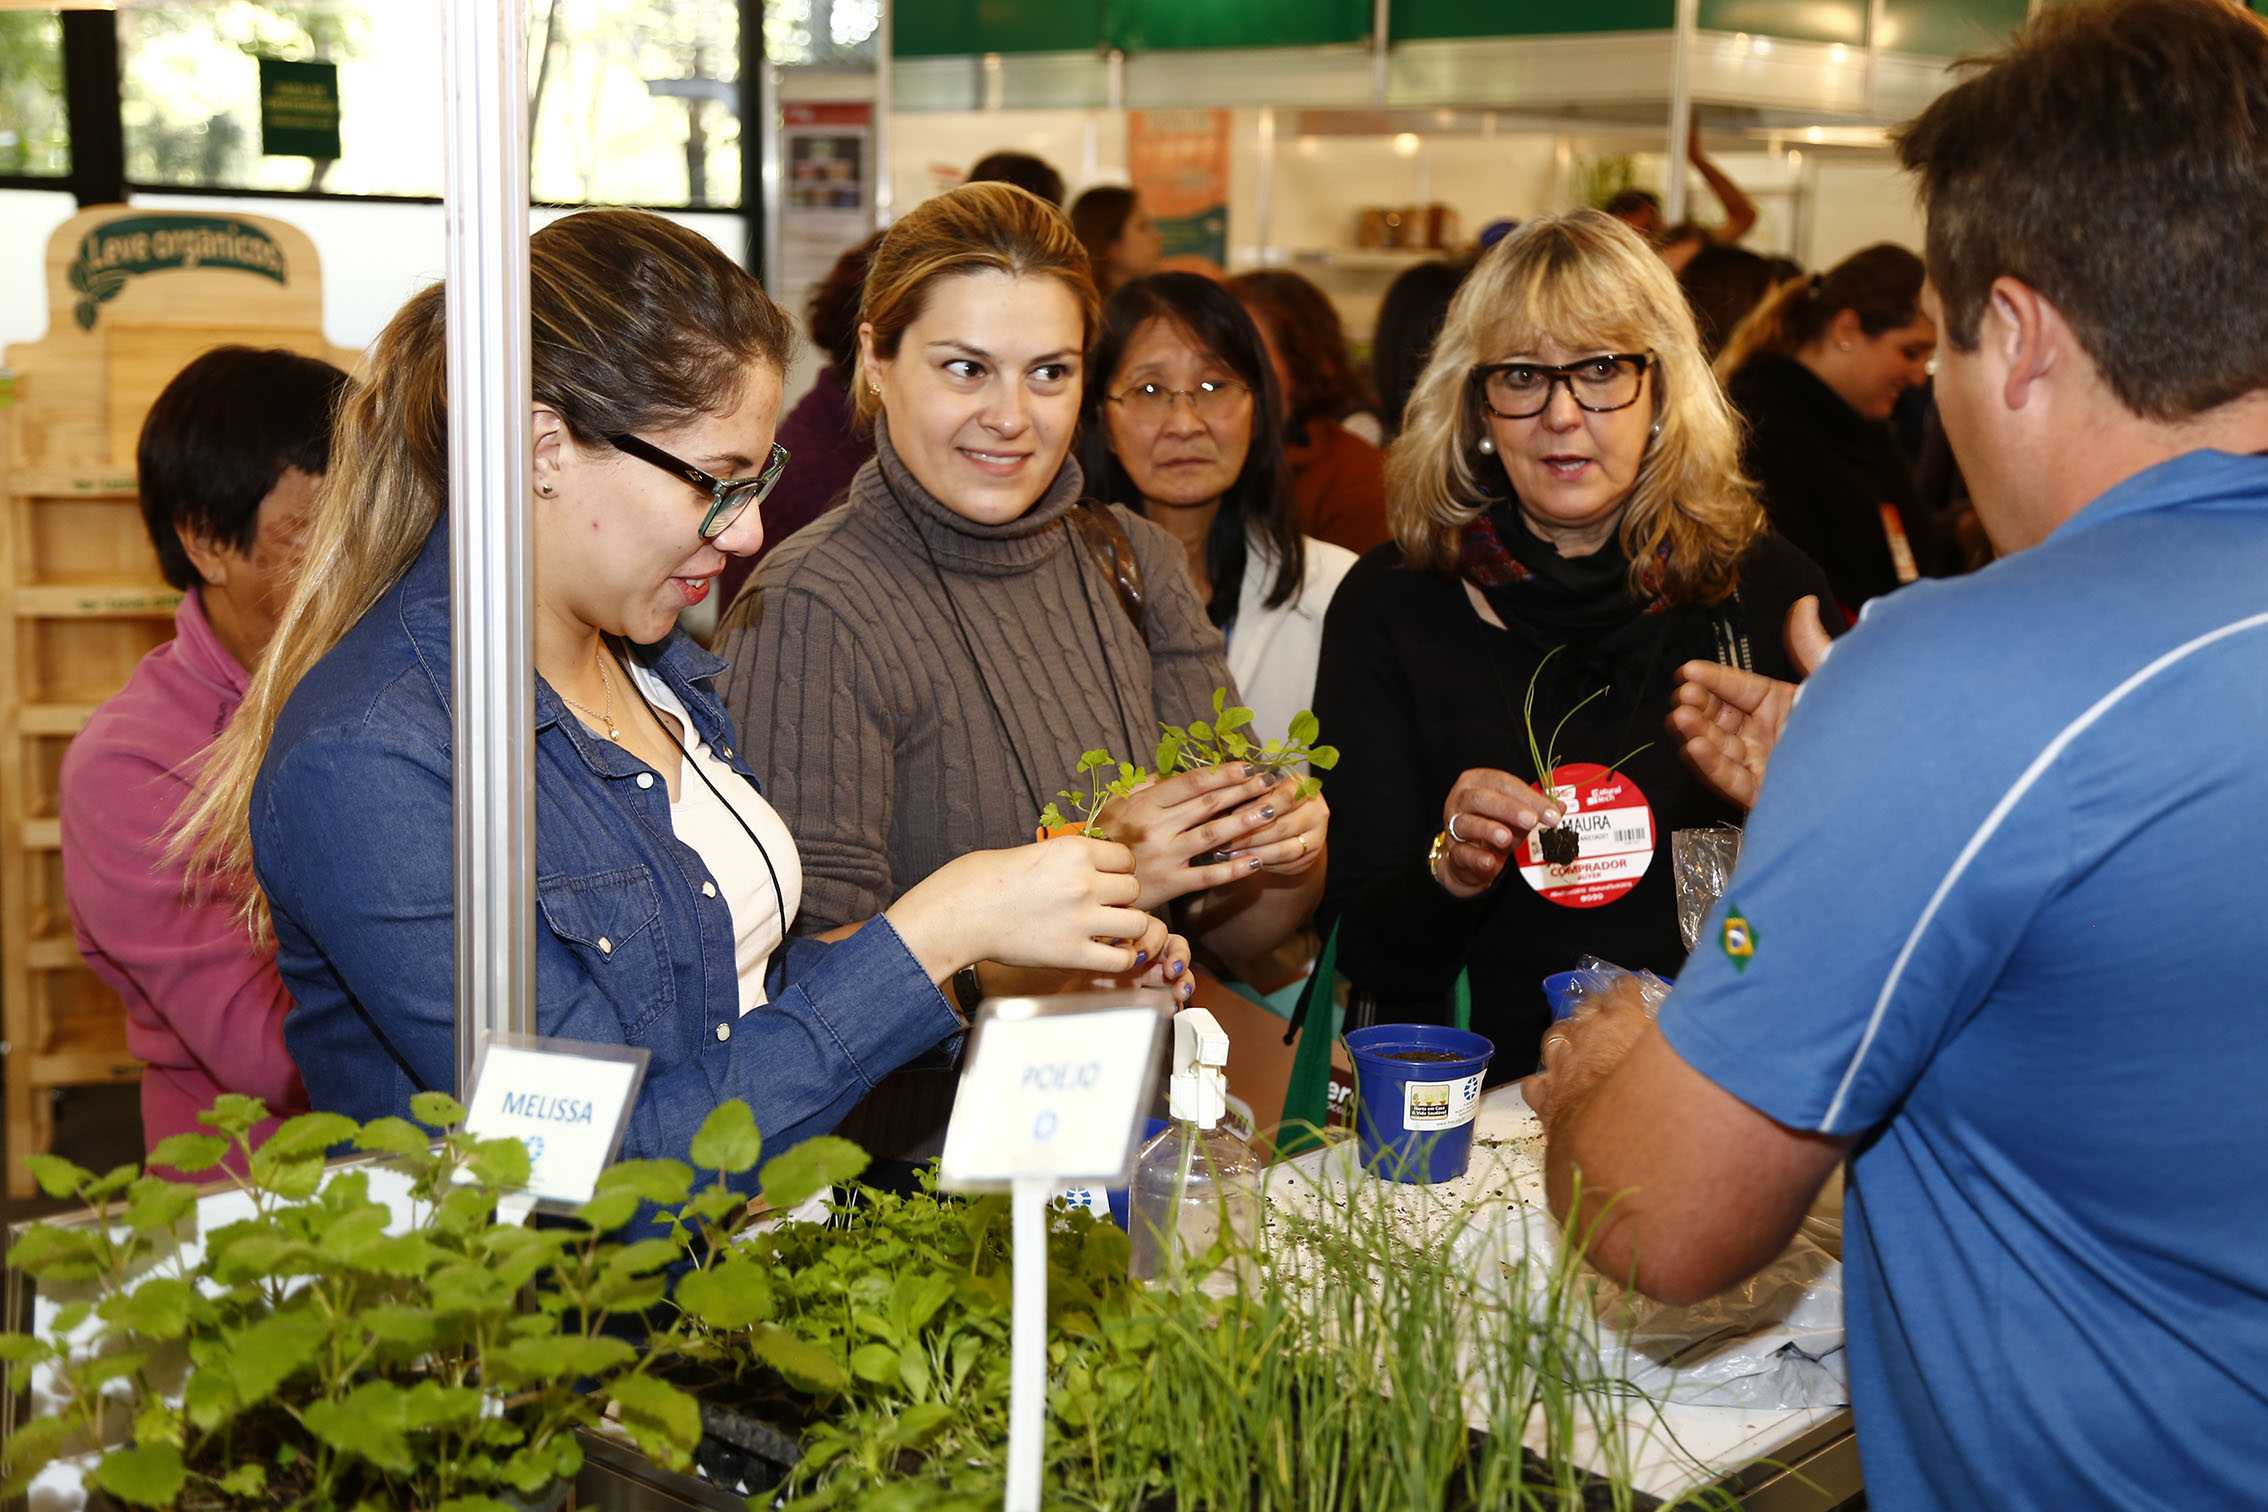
[1297,833,1309,856]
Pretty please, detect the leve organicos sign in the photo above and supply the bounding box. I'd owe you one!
[67,215,290,331]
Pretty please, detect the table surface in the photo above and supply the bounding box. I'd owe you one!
[1271,1086,1850,1504]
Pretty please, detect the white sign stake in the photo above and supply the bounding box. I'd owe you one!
[938,991,1172,1511]
[1006,1175,1049,1512]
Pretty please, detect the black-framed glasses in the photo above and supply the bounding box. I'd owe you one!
[1107,378,1252,424]
[607,432,790,540]
[1471,353,1653,420]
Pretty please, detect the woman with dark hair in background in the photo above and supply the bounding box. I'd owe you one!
[965,150,1065,208]
[716,231,881,611]
[1069,184,1164,297]
[1677,242,1785,362]
[1228,269,1390,557]
[61,345,347,1167]
[1085,272,1357,747]
[1716,243,1943,618]
[1371,257,1474,444]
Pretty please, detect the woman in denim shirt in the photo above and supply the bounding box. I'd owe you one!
[182,210,1191,1176]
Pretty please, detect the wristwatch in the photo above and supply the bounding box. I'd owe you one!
[951,964,986,1016]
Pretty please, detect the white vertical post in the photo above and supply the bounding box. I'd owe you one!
[1005,1176,1049,1512]
[1664,0,1700,224]
[1371,0,1390,107]
[443,0,536,1095]
[873,0,895,228]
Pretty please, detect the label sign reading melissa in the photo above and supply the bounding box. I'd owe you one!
[940,992,1171,1191]
[463,1036,649,1206]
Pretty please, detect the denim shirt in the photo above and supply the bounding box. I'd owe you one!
[252,518,962,1177]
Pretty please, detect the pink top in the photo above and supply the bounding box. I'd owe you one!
[59,590,307,1170]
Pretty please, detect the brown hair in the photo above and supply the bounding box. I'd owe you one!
[1895,0,2268,421]
[181,209,794,934]
[856,181,1100,424]
[1387,211,1762,604]
[1068,184,1138,293]
[809,231,883,387]
[1227,268,1380,434]
[1713,243,1923,382]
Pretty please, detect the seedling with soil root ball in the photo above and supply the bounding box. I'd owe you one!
[1523,646,1650,869]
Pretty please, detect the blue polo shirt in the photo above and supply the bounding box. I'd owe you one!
[1661,451,2268,1511]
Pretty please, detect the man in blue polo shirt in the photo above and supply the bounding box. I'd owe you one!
[1522,4,2268,1509]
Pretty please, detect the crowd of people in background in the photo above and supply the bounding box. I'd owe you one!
[56,2,2268,1503]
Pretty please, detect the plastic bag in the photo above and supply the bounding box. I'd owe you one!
[1590,1233,1848,1409]
[1557,955,1674,1021]
[1671,823,1744,951]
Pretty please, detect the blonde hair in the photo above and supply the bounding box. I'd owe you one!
[178,209,794,937]
[1385,210,1763,604]
[855,181,1099,424]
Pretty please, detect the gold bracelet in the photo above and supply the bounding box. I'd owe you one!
[1427,829,1451,886]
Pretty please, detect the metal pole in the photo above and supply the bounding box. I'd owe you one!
[443,0,537,1095]
[874,0,895,227]
[1371,0,1390,108]
[743,0,771,283]
[1665,0,1699,224]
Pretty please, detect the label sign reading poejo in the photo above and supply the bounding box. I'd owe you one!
[940,997,1169,1190]
[1517,762,1657,910]
[463,1040,647,1205]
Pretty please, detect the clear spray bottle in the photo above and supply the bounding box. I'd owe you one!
[1128,1008,1262,1284]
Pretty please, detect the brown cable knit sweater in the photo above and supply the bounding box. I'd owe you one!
[713,417,1233,935]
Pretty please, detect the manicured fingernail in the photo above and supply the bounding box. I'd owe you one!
[1179,980,1195,998]
[1243,763,1263,778]
[1134,951,1148,967]
[1168,960,1185,979]
[1515,811,1536,829]
[1247,856,1263,871]
[1107,937,1126,947]
[1258,805,1277,822]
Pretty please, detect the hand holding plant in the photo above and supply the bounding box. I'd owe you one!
[888,836,1162,981]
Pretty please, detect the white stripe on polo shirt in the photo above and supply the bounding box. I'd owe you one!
[1822,607,2268,1131]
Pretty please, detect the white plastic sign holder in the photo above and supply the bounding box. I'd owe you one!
[939,990,1173,1512]
[462,1032,649,1211]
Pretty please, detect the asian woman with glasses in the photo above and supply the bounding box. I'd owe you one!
[1310,210,1837,1074]
[713,186,1324,1163]
[181,209,1190,1185]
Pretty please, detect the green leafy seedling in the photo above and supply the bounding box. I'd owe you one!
[1522,645,1652,868]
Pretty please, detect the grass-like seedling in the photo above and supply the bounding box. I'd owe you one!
[1523,648,1652,870]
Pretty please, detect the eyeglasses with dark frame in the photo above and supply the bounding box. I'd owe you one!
[606,432,791,541]
[1470,353,1653,420]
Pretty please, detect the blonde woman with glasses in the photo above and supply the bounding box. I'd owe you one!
[1311,210,1835,1074]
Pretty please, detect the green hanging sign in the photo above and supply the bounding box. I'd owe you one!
[259,56,341,160]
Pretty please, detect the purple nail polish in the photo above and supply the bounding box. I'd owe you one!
[1134,951,1148,967]
[1168,959,1185,979]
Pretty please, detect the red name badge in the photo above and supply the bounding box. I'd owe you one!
[1516,762,1656,909]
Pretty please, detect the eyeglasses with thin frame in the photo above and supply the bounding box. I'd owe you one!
[1107,378,1253,426]
[1470,353,1653,420]
[606,432,790,541]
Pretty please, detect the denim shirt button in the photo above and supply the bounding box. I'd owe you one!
[701,881,718,898]
[636,772,655,790]
[722,746,733,758]
[715,1021,731,1042]
[598,936,613,955]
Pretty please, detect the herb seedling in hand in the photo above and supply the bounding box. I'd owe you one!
[1155,686,1338,800]
[1523,647,1651,869]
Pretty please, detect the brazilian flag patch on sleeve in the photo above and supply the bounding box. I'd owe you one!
[1721,905,1756,971]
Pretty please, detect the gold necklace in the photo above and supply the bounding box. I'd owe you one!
[557,643,622,742]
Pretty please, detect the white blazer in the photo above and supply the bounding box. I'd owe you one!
[1228,529,1358,741]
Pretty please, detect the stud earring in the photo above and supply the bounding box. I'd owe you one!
[1476,435,1495,455]
[536,483,556,497]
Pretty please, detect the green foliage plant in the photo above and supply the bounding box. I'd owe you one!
[0,1092,705,1511]
[1037,688,1339,837]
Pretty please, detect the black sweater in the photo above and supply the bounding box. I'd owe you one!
[1728,351,1939,618]
[1311,534,1835,1076]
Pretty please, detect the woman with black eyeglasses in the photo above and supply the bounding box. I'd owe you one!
[181,210,1189,1184]
[1311,210,1835,1072]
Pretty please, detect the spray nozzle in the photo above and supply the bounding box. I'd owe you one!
[1168,1007,1229,1128]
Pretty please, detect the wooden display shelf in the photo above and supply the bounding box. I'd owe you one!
[2,205,352,1196]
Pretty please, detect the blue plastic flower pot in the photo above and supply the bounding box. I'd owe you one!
[1345,1024,1495,1183]
[1105,1118,1173,1229]
[1544,970,1674,1021]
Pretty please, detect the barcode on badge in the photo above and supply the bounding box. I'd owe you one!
[1612,827,1649,847]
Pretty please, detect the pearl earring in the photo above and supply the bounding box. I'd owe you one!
[1650,420,1662,438]
[1476,435,1495,455]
